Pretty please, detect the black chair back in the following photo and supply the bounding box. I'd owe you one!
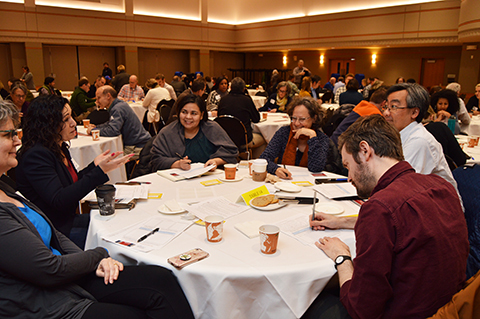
[214,115,249,158]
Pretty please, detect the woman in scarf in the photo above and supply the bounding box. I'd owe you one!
[260,96,330,179]
[259,81,291,113]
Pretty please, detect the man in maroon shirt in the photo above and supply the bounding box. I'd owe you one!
[306,115,468,319]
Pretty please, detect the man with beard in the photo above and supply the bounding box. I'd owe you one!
[303,115,468,319]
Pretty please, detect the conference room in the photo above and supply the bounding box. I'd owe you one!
[0,0,479,318]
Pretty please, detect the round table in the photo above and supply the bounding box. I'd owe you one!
[247,89,265,97]
[463,115,480,136]
[456,134,480,163]
[252,113,290,143]
[70,126,126,183]
[127,101,146,123]
[85,167,357,319]
[252,95,267,109]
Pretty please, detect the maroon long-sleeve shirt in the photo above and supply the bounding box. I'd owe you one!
[340,161,469,319]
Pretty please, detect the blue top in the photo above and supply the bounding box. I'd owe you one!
[184,127,217,163]
[18,205,61,256]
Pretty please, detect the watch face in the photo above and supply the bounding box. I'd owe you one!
[335,256,344,264]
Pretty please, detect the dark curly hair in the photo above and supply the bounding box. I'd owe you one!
[430,89,459,115]
[19,94,69,161]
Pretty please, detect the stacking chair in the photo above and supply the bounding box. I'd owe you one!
[148,99,175,135]
[214,115,251,160]
[453,164,480,279]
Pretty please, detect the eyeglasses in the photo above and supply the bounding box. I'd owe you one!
[278,89,287,93]
[0,130,19,140]
[382,105,408,112]
[14,94,26,99]
[290,116,311,123]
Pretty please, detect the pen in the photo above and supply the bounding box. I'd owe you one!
[283,164,289,178]
[137,227,159,243]
[315,178,348,184]
[311,191,317,230]
[175,152,184,159]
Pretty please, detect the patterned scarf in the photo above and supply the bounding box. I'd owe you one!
[282,123,309,167]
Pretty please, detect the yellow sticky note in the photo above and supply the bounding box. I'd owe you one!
[241,185,270,205]
[292,181,314,187]
[200,179,222,186]
[148,193,163,199]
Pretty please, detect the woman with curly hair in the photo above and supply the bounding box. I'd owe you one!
[430,89,460,125]
[206,76,228,115]
[16,95,130,248]
[260,96,342,179]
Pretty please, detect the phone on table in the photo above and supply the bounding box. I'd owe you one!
[168,248,209,269]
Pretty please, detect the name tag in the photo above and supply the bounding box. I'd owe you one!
[270,99,275,104]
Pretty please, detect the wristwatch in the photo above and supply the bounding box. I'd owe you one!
[334,255,352,269]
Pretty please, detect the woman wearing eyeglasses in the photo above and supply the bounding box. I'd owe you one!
[260,96,334,179]
[16,95,131,249]
[259,81,292,113]
[0,100,195,319]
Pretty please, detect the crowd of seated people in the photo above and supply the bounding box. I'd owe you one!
[2,60,480,319]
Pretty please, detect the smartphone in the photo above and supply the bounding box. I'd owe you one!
[168,248,209,269]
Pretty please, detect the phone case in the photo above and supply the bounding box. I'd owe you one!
[168,248,209,269]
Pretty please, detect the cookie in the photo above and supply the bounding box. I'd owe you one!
[251,194,276,207]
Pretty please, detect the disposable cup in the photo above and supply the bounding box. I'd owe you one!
[248,160,255,176]
[83,119,90,128]
[252,159,267,182]
[262,112,268,120]
[95,184,116,216]
[259,225,279,254]
[91,129,100,141]
[16,129,23,140]
[205,215,224,243]
[468,136,476,148]
[224,164,236,180]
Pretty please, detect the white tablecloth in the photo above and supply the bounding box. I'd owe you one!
[247,89,265,97]
[320,103,340,112]
[70,126,126,183]
[252,113,290,143]
[85,167,357,319]
[462,115,480,136]
[127,102,146,123]
[252,96,267,109]
[456,135,480,163]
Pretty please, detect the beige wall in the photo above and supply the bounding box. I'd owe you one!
[138,48,190,85]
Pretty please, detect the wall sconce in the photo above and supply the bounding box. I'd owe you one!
[372,54,377,65]
[320,54,324,65]
[283,55,287,66]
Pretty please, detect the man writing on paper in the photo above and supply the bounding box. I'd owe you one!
[303,115,468,319]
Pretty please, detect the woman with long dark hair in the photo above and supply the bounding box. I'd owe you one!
[16,95,130,248]
[206,76,228,115]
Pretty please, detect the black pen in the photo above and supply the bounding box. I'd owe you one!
[175,152,184,159]
[311,191,317,230]
[283,164,289,178]
[137,227,159,243]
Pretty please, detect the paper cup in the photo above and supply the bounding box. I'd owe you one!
[95,184,116,216]
[91,129,100,141]
[475,136,479,146]
[468,136,476,148]
[224,164,236,180]
[259,225,279,254]
[248,160,255,176]
[83,119,90,128]
[252,159,268,182]
[205,215,224,243]
[16,129,23,140]
[262,112,268,120]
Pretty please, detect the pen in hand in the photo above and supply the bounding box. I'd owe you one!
[283,164,289,178]
[137,227,159,243]
[175,152,184,159]
[311,191,317,230]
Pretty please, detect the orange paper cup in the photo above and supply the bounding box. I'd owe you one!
[262,112,268,120]
[468,136,476,148]
[16,129,23,140]
[259,225,279,254]
[224,164,236,180]
[83,119,90,128]
[91,129,100,141]
[205,215,224,243]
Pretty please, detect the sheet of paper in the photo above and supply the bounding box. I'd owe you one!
[188,197,250,221]
[274,213,355,248]
[313,183,357,199]
[102,216,193,253]
[176,187,217,204]
[284,165,313,177]
[81,184,149,202]
[180,163,216,179]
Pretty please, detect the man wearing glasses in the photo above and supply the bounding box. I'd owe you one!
[382,83,457,189]
[7,84,29,126]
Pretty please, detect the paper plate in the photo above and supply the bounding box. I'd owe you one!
[275,182,302,193]
[158,204,187,215]
[218,176,244,182]
[315,203,345,215]
[250,200,287,211]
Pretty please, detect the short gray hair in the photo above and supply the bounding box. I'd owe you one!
[446,82,461,94]
[386,83,429,123]
[230,77,245,93]
[0,100,20,127]
[11,84,27,95]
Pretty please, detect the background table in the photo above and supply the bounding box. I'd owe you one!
[252,95,267,109]
[85,167,358,319]
[462,115,480,136]
[70,126,126,183]
[127,101,146,123]
[247,89,265,97]
[456,134,480,163]
[252,112,290,143]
